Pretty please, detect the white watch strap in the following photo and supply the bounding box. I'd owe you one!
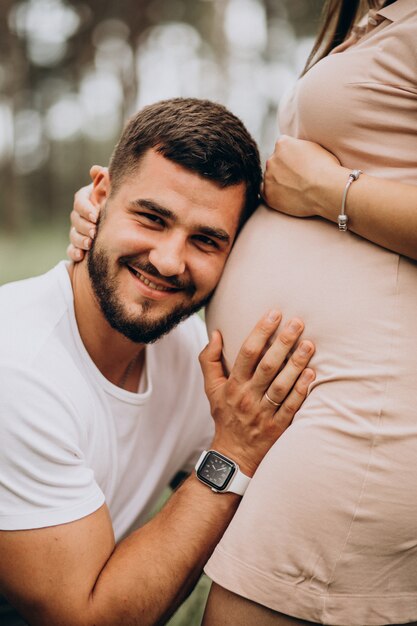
[195,450,251,496]
[195,450,209,469]
[226,467,251,495]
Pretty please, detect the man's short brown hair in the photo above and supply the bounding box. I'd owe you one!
[109,98,262,227]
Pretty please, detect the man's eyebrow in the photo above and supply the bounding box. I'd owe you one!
[129,198,231,245]
[198,226,230,244]
[129,199,174,220]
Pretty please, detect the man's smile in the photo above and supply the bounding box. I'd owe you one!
[126,264,180,293]
[121,255,197,297]
[126,265,181,301]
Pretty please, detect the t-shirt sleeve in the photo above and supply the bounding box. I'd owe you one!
[0,365,104,530]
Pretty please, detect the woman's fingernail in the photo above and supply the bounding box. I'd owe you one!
[84,238,91,249]
[89,212,98,223]
[267,309,281,323]
[89,228,96,238]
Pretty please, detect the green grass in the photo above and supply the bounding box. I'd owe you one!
[1,226,211,625]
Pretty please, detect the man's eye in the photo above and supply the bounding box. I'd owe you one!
[140,213,164,226]
[194,236,218,249]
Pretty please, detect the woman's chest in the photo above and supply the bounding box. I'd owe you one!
[279,17,417,179]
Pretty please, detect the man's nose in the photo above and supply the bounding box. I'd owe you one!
[148,234,187,277]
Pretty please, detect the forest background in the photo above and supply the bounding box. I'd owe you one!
[0,0,323,622]
[0,0,324,285]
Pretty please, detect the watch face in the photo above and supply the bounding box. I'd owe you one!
[197,451,236,491]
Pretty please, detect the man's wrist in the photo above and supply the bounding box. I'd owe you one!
[208,439,258,477]
[195,450,251,496]
[188,472,241,503]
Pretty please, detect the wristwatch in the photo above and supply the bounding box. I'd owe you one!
[195,450,251,495]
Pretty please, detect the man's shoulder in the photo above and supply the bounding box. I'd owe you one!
[0,262,97,409]
[0,262,70,365]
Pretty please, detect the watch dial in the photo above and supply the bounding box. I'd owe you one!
[198,452,235,489]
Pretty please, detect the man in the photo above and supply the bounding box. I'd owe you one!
[0,98,315,625]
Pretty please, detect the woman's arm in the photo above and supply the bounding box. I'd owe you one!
[263,136,417,261]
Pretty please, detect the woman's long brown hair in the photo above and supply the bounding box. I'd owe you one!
[302,0,396,75]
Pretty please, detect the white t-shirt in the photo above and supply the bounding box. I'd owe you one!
[0,262,213,541]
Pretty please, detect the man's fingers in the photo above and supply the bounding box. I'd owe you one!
[253,318,305,390]
[273,368,315,432]
[261,339,315,409]
[199,330,227,393]
[231,310,282,382]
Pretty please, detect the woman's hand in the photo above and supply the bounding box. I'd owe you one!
[262,135,417,259]
[199,310,315,477]
[262,135,340,217]
[67,165,106,262]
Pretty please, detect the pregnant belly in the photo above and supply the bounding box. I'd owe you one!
[205,210,417,614]
[206,205,417,426]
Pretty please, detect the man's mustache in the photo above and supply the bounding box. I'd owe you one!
[119,256,196,295]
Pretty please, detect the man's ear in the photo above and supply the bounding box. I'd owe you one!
[91,169,110,208]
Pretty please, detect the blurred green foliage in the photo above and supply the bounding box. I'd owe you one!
[0,223,69,285]
[0,0,323,240]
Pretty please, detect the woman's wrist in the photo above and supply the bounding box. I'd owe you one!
[312,164,354,223]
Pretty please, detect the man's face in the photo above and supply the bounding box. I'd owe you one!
[87,149,245,343]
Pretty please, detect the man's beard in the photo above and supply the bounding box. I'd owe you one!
[87,239,213,344]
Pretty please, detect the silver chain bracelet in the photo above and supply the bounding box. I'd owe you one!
[338,169,363,231]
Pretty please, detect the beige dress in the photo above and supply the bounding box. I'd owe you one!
[204,2,417,624]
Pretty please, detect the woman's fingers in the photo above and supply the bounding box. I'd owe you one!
[70,210,96,239]
[67,167,106,261]
[66,243,85,262]
[69,225,91,251]
[73,183,97,222]
[70,177,101,256]
[230,310,282,383]
[89,164,105,181]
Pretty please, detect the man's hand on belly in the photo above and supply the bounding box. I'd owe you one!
[199,309,315,477]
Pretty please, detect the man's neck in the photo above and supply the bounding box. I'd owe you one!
[69,261,145,391]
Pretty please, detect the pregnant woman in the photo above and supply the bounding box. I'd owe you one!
[201,1,417,625]
[69,1,417,623]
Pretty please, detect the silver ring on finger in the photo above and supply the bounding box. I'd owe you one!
[264,391,281,409]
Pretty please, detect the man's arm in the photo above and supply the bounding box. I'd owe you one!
[0,484,237,626]
[0,312,314,626]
